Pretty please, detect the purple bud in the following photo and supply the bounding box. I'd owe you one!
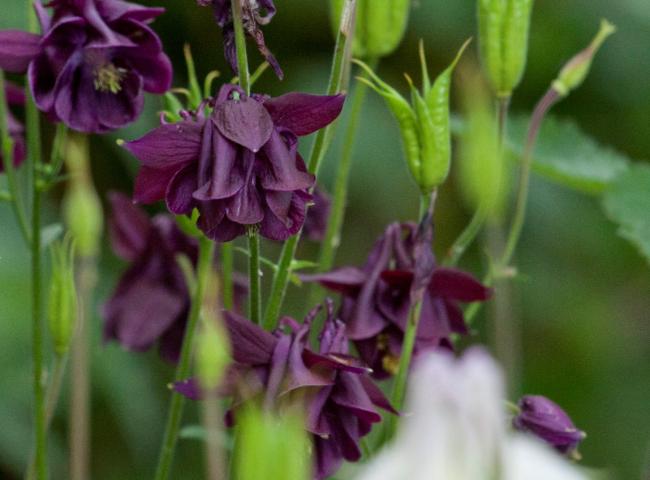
[513,395,586,457]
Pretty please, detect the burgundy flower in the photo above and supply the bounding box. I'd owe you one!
[303,222,492,379]
[125,84,345,242]
[103,192,246,362]
[199,0,282,79]
[0,81,26,172]
[175,301,394,479]
[513,395,586,457]
[0,0,172,133]
[303,186,331,242]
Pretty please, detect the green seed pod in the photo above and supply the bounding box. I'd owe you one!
[552,19,615,97]
[63,135,103,257]
[330,0,411,59]
[478,0,534,98]
[48,237,77,357]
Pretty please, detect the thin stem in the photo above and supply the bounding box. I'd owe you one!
[154,237,215,480]
[315,58,377,275]
[202,393,225,480]
[262,0,357,331]
[70,255,96,480]
[27,354,68,480]
[221,243,234,310]
[0,71,30,244]
[247,230,261,325]
[231,0,250,95]
[385,192,435,440]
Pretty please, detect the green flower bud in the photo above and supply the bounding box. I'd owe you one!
[356,40,469,193]
[552,19,616,97]
[48,237,77,357]
[235,406,310,480]
[330,0,411,59]
[458,68,509,221]
[478,0,534,98]
[63,135,103,257]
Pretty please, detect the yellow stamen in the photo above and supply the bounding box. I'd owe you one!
[93,63,127,94]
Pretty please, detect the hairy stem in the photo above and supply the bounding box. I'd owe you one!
[154,237,215,480]
[247,230,262,325]
[231,0,250,95]
[262,0,357,331]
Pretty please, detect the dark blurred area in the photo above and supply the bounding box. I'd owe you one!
[1,0,649,479]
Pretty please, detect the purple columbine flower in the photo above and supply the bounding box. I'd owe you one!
[513,395,586,457]
[103,192,246,362]
[0,0,172,133]
[0,81,26,172]
[125,84,345,242]
[303,222,491,379]
[199,0,282,79]
[175,300,395,479]
[303,186,331,242]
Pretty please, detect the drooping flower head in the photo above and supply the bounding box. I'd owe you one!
[0,0,172,133]
[0,82,26,172]
[125,84,345,242]
[175,300,395,479]
[513,395,586,458]
[303,222,491,379]
[103,192,246,362]
[199,0,282,79]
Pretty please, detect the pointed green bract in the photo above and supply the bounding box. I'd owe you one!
[478,0,534,98]
[48,237,77,357]
[330,0,410,59]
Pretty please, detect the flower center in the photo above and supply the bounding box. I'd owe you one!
[93,63,127,94]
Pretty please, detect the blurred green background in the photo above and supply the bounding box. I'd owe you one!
[1,0,649,479]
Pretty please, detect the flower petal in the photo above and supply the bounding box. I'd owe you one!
[224,311,276,365]
[125,120,204,169]
[212,94,274,152]
[134,166,180,204]
[263,93,345,136]
[300,267,367,295]
[429,268,492,302]
[259,130,314,191]
[0,30,41,73]
[166,163,197,215]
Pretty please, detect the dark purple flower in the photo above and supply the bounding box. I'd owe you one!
[0,0,172,133]
[175,301,394,479]
[303,186,331,242]
[513,395,586,457]
[0,81,26,172]
[303,222,492,379]
[200,0,282,79]
[125,84,345,242]
[103,192,246,362]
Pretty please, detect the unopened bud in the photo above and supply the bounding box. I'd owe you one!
[63,135,103,257]
[330,0,411,59]
[552,19,615,97]
[478,0,534,98]
[48,237,77,356]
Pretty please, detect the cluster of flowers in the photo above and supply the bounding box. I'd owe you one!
[0,0,586,478]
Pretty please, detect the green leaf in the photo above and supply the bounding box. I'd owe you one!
[602,164,650,264]
[507,116,631,194]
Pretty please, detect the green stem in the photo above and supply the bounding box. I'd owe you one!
[262,0,357,331]
[220,243,234,310]
[315,59,377,275]
[385,192,435,440]
[47,123,68,182]
[230,0,250,95]
[0,71,31,244]
[247,230,261,325]
[154,237,215,480]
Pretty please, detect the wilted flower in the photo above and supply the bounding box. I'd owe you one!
[175,300,395,479]
[355,349,590,480]
[0,81,26,172]
[303,186,331,242]
[103,192,245,362]
[199,0,282,79]
[0,0,172,133]
[125,84,345,242]
[303,222,491,379]
[514,395,586,458]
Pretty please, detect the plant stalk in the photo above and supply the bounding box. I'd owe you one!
[247,230,261,325]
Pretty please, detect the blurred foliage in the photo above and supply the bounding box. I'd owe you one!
[1,0,649,479]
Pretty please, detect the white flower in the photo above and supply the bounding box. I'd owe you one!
[355,349,589,480]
